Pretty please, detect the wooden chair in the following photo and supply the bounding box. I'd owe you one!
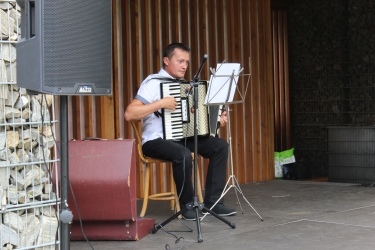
[130,121,203,218]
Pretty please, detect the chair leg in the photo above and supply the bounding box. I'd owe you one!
[169,166,182,218]
[196,165,204,203]
[192,160,204,203]
[174,185,182,219]
[140,164,151,217]
[169,166,175,210]
[170,167,181,211]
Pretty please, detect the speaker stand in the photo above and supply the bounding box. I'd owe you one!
[60,96,70,250]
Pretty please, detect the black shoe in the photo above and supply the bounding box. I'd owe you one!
[204,204,237,216]
[181,209,197,221]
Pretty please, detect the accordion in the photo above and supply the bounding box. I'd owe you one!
[160,81,221,140]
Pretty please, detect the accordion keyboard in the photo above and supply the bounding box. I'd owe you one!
[160,81,210,140]
[161,82,184,139]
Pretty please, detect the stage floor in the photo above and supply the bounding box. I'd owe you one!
[70,179,375,250]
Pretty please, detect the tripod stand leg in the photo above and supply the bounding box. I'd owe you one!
[194,205,203,242]
[232,178,244,213]
[200,183,233,221]
[238,192,263,221]
[232,176,263,221]
[201,207,236,229]
[151,201,205,242]
[150,208,185,234]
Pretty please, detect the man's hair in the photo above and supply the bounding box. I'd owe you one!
[163,43,190,67]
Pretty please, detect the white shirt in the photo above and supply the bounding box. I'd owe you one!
[135,68,177,144]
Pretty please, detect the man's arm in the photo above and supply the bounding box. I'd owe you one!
[124,96,177,121]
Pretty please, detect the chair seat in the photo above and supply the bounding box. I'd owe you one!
[144,153,194,163]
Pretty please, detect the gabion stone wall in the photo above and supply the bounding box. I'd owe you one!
[289,0,375,176]
[1,1,59,249]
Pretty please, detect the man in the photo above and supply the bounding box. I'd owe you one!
[124,43,236,220]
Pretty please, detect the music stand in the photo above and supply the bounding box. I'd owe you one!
[201,62,263,222]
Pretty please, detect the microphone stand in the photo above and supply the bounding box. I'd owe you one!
[151,54,235,242]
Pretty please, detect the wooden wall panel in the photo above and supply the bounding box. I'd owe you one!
[241,0,253,183]
[260,0,275,180]
[248,0,262,182]
[63,0,275,198]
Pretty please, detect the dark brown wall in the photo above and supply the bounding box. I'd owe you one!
[289,0,375,176]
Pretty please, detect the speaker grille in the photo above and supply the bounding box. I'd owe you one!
[42,1,112,89]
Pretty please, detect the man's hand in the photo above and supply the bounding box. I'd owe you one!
[163,96,178,110]
[124,96,177,121]
[219,110,228,127]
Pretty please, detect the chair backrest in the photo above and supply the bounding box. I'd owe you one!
[130,120,193,162]
[130,121,148,163]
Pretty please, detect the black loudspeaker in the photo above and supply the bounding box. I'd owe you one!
[16,0,112,96]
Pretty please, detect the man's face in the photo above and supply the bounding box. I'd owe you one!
[163,48,190,79]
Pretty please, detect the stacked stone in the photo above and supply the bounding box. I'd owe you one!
[1,2,58,249]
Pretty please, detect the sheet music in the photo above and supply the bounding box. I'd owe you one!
[204,63,241,105]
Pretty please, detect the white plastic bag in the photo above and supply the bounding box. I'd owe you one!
[274,148,295,178]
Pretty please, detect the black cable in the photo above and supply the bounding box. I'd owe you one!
[69,181,95,250]
[156,84,195,249]
[169,131,194,234]
[157,224,186,250]
[147,148,191,248]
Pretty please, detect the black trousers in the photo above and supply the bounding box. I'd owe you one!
[142,136,228,205]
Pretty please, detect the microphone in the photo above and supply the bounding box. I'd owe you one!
[193,54,208,82]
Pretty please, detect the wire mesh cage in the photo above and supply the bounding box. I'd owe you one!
[289,0,375,177]
[0,1,60,249]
